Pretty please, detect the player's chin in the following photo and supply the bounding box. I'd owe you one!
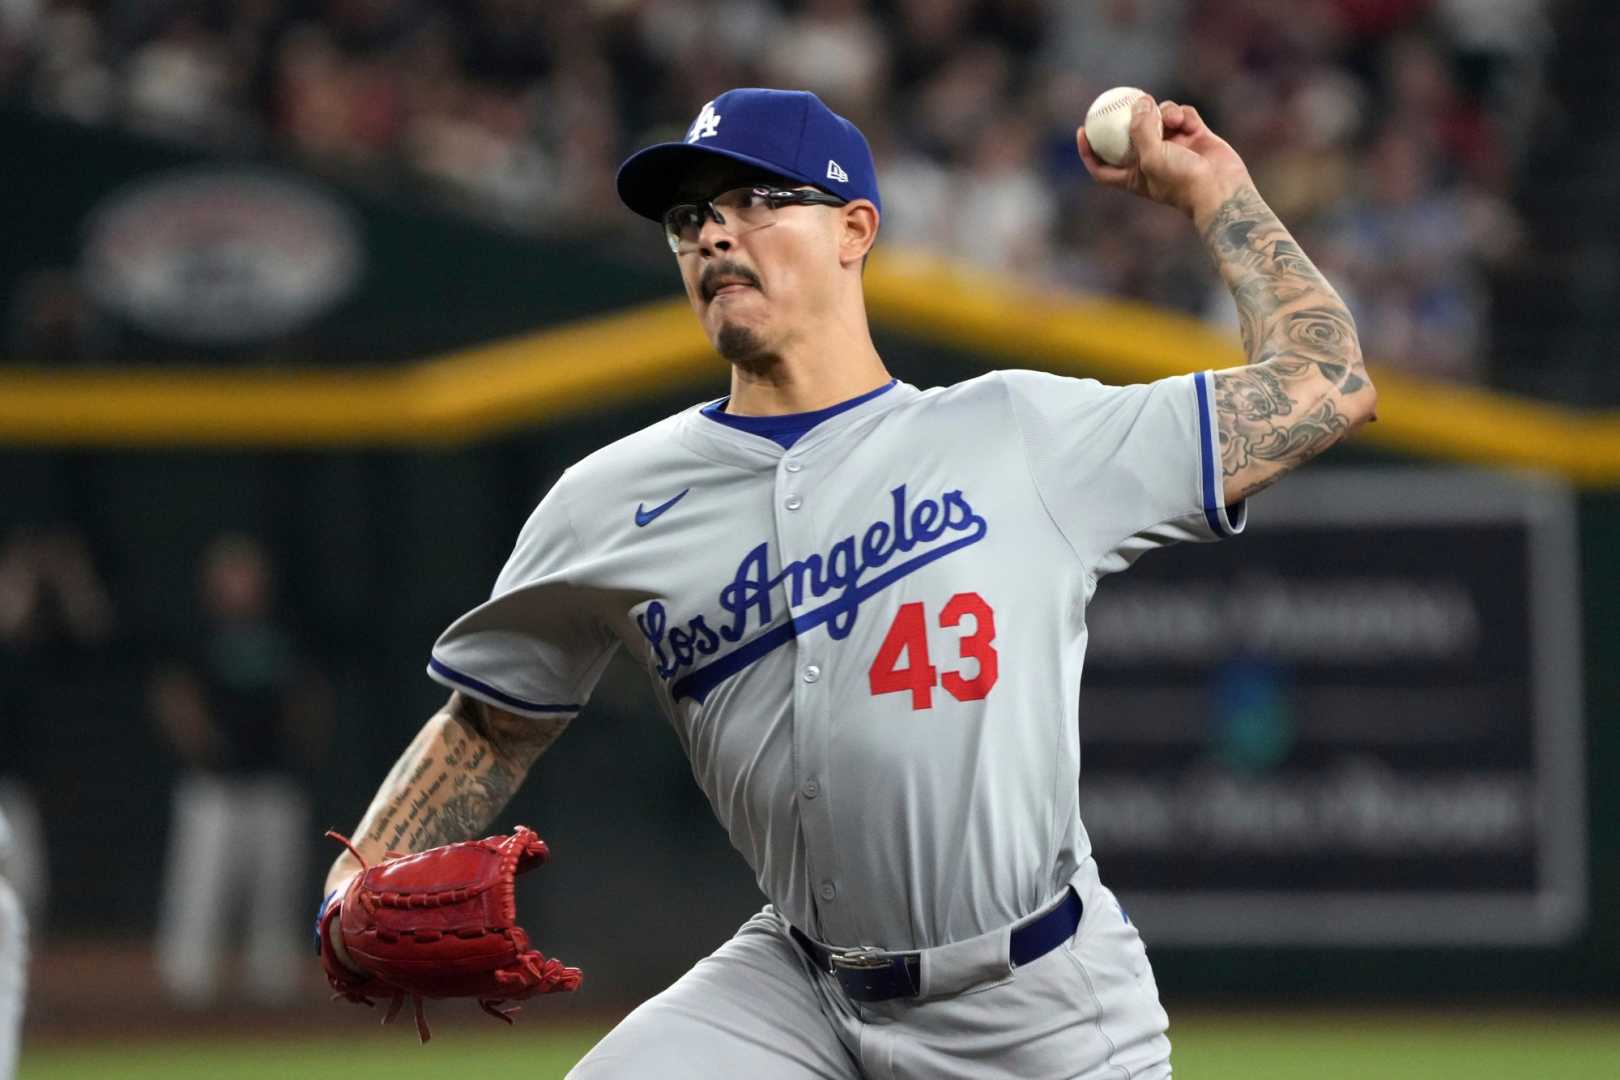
[713,320,772,364]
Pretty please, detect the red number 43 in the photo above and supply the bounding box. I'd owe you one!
[868,592,998,710]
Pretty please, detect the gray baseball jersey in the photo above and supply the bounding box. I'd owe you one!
[429,369,1243,951]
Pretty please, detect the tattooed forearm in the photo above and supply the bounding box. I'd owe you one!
[363,755,435,845]
[405,754,517,850]
[1202,186,1374,502]
[401,693,566,850]
[326,692,571,888]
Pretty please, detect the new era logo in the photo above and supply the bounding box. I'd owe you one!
[826,159,849,183]
[686,101,722,143]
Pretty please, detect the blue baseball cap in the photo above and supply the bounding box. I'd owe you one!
[616,88,881,223]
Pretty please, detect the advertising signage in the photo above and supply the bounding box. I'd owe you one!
[1081,469,1584,945]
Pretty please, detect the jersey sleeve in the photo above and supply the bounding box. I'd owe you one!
[427,470,619,718]
[1000,368,1246,579]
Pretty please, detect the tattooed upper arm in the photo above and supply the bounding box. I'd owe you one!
[1201,186,1376,504]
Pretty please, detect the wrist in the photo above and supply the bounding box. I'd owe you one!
[1188,175,1256,231]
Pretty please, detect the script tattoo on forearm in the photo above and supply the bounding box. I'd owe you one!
[1204,186,1369,500]
[353,692,571,857]
[363,754,436,846]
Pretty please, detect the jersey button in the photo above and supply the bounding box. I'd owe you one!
[784,494,803,511]
[784,459,803,473]
[819,881,837,902]
[801,779,820,799]
[802,665,821,683]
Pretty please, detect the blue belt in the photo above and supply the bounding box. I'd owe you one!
[789,887,1083,1003]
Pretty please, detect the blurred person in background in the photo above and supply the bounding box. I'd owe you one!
[762,0,885,115]
[0,526,117,932]
[951,115,1056,274]
[151,533,328,1008]
[3,269,111,366]
[122,5,236,142]
[1325,123,1487,379]
[0,806,21,1080]
[0,807,24,1080]
[1040,0,1188,96]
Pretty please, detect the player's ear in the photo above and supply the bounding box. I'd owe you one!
[838,201,879,267]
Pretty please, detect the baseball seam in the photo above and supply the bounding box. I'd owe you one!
[1087,95,1139,120]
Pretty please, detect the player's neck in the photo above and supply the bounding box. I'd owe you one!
[723,321,890,417]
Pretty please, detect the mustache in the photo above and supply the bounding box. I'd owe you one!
[700,262,762,302]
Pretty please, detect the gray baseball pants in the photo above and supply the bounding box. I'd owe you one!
[569,858,1172,1080]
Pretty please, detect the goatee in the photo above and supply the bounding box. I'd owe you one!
[716,323,778,374]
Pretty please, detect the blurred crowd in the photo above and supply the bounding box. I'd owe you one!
[0,0,1557,380]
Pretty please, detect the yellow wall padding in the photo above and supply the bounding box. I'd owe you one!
[865,251,1620,488]
[4,248,1620,487]
[0,302,713,447]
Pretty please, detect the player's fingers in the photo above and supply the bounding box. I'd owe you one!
[1129,94,1164,155]
[1178,104,1207,136]
[1076,128,1133,185]
[1160,99,1185,131]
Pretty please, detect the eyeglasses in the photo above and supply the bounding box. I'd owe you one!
[663,185,848,253]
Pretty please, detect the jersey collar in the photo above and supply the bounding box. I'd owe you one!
[698,379,898,450]
[675,380,921,467]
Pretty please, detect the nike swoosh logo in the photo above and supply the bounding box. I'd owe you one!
[635,488,690,527]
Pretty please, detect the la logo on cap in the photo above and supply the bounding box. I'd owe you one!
[826,160,849,182]
[686,101,722,143]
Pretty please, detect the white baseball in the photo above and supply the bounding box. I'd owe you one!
[1084,87,1159,167]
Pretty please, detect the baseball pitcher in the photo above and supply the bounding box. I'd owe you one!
[317,88,1375,1077]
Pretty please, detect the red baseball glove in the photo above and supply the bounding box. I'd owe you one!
[317,826,582,1042]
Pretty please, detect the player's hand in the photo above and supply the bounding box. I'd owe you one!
[1077,96,1253,226]
[321,868,363,973]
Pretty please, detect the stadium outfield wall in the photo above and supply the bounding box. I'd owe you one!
[6,253,1620,488]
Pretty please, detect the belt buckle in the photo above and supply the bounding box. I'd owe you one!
[828,945,892,973]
